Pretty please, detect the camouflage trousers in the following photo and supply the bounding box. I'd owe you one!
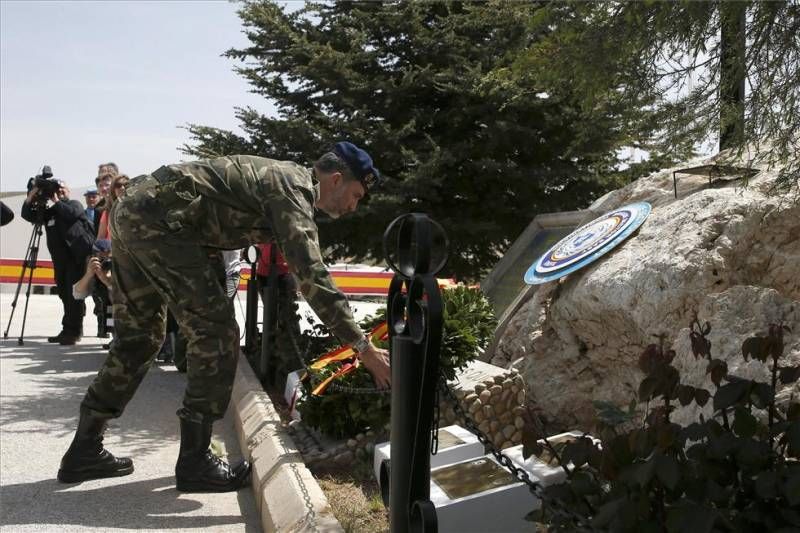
[81,175,239,423]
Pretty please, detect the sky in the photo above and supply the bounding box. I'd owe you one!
[1,0,280,193]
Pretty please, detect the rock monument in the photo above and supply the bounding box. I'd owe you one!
[492,153,800,429]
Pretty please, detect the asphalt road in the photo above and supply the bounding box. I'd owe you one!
[0,293,260,532]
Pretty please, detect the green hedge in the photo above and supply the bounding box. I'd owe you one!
[297,286,496,439]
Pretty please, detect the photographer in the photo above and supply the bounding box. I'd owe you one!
[21,174,94,345]
[73,240,114,346]
[73,239,113,300]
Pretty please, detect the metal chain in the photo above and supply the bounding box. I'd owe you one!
[324,380,391,395]
[270,301,595,527]
[289,462,320,533]
[437,378,598,532]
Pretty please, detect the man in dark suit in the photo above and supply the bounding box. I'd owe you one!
[21,180,94,344]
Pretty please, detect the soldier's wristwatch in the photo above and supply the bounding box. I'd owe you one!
[352,335,370,353]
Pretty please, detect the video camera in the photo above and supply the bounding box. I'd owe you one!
[26,166,62,205]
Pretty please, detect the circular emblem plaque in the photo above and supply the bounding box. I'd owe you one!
[524,202,651,285]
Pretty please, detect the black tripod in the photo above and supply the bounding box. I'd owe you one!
[3,211,46,345]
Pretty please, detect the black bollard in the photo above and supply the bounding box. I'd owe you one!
[244,246,260,357]
[384,213,448,533]
[260,240,279,383]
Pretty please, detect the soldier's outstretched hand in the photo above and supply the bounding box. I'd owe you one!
[359,341,391,389]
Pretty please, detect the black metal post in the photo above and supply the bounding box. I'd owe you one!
[243,246,260,356]
[385,213,448,533]
[260,241,279,382]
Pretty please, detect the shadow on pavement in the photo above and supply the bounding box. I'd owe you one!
[0,475,259,531]
[0,342,193,458]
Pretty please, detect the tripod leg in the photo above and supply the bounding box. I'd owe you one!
[17,258,40,346]
[4,223,41,340]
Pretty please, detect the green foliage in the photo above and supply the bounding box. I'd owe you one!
[505,1,800,188]
[182,0,644,281]
[296,363,393,440]
[297,286,496,438]
[439,285,497,381]
[523,319,800,531]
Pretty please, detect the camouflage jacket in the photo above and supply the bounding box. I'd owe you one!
[154,155,363,345]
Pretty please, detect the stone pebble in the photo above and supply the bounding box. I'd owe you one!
[334,451,354,464]
[299,370,530,470]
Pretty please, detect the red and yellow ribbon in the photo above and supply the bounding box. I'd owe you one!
[307,321,389,396]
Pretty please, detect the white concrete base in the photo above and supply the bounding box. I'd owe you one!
[373,425,483,484]
[504,430,598,486]
[431,455,539,533]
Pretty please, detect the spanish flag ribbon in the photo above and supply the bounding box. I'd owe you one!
[311,358,360,396]
[309,322,389,370]
[305,321,389,396]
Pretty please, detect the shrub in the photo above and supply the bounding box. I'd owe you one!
[297,286,496,438]
[523,319,800,532]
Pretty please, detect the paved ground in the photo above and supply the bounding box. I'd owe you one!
[0,293,260,532]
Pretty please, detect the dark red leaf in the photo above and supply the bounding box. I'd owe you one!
[742,336,770,362]
[780,366,800,384]
[521,428,543,460]
[713,380,749,411]
[639,376,659,401]
[639,344,660,373]
[678,385,695,406]
[694,388,711,407]
[706,359,728,386]
[689,331,711,359]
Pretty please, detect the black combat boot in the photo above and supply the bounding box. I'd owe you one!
[175,417,251,492]
[57,410,134,483]
[47,331,67,343]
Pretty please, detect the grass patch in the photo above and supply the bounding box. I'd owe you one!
[316,462,388,533]
[264,383,389,532]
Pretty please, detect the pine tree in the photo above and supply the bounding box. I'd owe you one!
[184,1,667,280]
[505,1,799,188]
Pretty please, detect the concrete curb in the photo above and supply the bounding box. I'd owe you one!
[232,357,344,533]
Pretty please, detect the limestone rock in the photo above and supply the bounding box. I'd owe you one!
[495,154,800,430]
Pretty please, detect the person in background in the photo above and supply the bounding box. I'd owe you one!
[97,174,128,240]
[73,239,114,349]
[21,180,94,345]
[89,174,114,336]
[109,174,130,203]
[73,240,112,300]
[92,173,113,238]
[1,201,14,226]
[97,162,119,179]
[83,189,98,229]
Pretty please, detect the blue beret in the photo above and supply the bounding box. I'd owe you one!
[333,141,382,193]
[84,188,98,196]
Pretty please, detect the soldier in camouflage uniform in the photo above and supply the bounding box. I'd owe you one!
[58,142,391,492]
